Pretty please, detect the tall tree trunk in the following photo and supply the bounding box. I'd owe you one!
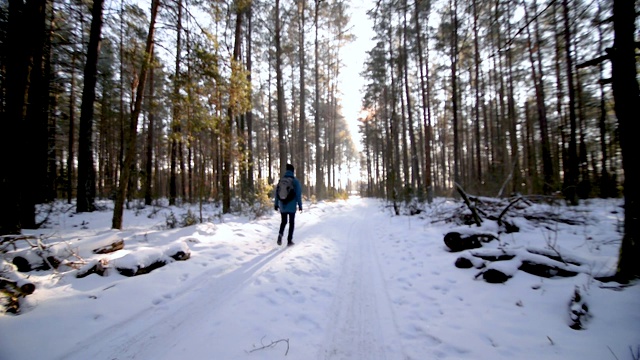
[314,0,324,199]
[505,1,519,196]
[414,0,433,202]
[402,0,420,194]
[169,0,183,206]
[236,5,248,200]
[77,0,104,213]
[19,0,47,226]
[222,0,245,212]
[112,0,159,229]
[144,56,155,206]
[524,0,553,195]
[596,2,612,198]
[472,0,482,190]
[245,5,255,194]
[297,0,306,194]
[2,0,44,233]
[451,0,460,187]
[561,0,579,205]
[275,0,286,175]
[612,0,640,280]
[29,0,51,205]
[45,8,57,203]
[67,50,77,204]
[399,70,410,192]
[388,14,400,210]
[267,53,274,184]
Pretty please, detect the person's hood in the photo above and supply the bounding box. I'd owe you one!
[284,169,294,177]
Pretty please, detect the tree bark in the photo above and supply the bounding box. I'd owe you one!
[414,0,433,203]
[169,0,183,206]
[561,0,579,205]
[144,56,155,206]
[523,0,553,195]
[314,0,324,199]
[451,0,460,187]
[77,0,104,213]
[297,0,307,194]
[1,0,47,234]
[275,0,287,175]
[612,0,640,279]
[112,0,159,229]
[402,0,420,194]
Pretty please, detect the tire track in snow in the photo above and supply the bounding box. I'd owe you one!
[57,246,286,360]
[320,208,405,359]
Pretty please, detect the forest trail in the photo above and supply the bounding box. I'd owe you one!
[317,200,405,359]
[3,197,634,360]
[57,198,406,360]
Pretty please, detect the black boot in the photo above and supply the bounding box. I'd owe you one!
[277,234,282,246]
[287,239,294,246]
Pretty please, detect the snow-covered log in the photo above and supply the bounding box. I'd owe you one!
[444,232,481,252]
[444,232,498,252]
[463,248,585,283]
[11,250,61,272]
[115,242,191,277]
[92,239,124,254]
[1,260,36,313]
[76,259,108,278]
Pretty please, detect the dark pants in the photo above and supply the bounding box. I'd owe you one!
[279,212,296,241]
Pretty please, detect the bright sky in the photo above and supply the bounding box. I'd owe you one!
[1,197,637,359]
[340,0,375,152]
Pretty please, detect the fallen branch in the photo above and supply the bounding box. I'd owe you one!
[246,336,290,356]
[455,183,482,226]
[497,197,524,227]
[0,235,39,252]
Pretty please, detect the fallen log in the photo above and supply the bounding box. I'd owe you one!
[481,268,511,284]
[519,261,578,278]
[1,261,36,314]
[444,232,498,252]
[117,259,167,277]
[1,277,35,296]
[12,252,61,272]
[463,248,584,283]
[92,239,124,254]
[76,259,109,278]
[115,242,191,277]
[444,232,481,252]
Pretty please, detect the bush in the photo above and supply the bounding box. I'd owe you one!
[165,211,178,229]
[251,180,275,219]
[181,210,198,227]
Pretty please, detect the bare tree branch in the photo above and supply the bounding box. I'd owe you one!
[246,336,290,356]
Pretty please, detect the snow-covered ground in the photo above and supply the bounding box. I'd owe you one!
[0,196,638,360]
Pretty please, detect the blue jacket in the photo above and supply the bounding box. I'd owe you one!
[275,170,302,213]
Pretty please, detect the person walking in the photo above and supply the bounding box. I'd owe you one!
[274,163,303,246]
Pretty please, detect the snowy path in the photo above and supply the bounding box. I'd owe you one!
[319,203,403,359]
[57,198,406,360]
[2,197,638,360]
